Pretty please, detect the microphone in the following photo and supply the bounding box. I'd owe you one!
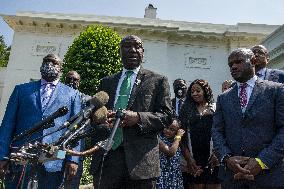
[12,106,69,142]
[55,91,109,145]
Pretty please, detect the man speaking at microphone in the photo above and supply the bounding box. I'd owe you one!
[0,54,81,189]
[91,35,172,189]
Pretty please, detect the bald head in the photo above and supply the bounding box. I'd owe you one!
[251,45,269,72]
[65,70,81,89]
[120,35,144,70]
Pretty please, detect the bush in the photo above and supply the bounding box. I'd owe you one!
[63,25,122,185]
[63,25,122,96]
[0,35,10,67]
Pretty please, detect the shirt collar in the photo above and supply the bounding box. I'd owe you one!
[41,78,59,86]
[257,68,267,76]
[122,66,140,76]
[236,75,257,88]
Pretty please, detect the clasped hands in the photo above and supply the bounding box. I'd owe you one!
[226,156,262,181]
[107,110,140,127]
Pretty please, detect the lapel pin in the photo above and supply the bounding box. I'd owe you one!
[135,79,141,85]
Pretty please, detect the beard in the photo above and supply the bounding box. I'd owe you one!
[40,63,61,81]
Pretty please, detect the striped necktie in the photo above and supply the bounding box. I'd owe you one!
[112,71,134,150]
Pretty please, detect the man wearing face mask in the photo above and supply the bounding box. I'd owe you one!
[171,79,187,118]
[0,54,81,189]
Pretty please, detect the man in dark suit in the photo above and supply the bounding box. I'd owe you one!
[171,78,187,117]
[212,48,284,189]
[0,54,81,189]
[251,44,284,83]
[91,35,172,189]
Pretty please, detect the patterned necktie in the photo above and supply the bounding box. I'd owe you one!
[41,83,53,111]
[112,71,134,150]
[239,83,248,109]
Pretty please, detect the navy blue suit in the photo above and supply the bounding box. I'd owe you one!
[264,68,284,83]
[212,79,284,188]
[0,80,81,189]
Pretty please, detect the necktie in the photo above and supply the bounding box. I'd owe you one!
[239,83,248,110]
[41,83,53,111]
[112,71,134,150]
[177,99,183,116]
[256,72,262,78]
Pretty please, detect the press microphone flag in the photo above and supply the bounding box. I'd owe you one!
[12,106,69,142]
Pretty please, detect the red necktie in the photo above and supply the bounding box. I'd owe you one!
[239,83,248,109]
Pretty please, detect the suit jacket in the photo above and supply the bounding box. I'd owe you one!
[212,79,284,187]
[264,68,284,83]
[91,68,172,179]
[0,80,81,170]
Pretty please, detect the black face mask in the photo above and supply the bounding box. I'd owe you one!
[174,86,187,98]
[40,62,61,82]
[66,82,78,90]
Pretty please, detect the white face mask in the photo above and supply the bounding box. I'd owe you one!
[40,62,61,81]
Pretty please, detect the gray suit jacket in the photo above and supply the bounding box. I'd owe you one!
[212,79,284,187]
[91,68,172,179]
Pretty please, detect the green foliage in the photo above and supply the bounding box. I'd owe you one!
[63,25,122,96]
[80,156,93,185]
[0,35,10,67]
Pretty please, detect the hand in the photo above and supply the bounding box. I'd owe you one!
[0,161,8,178]
[64,162,78,180]
[177,129,185,137]
[209,153,220,169]
[121,111,140,127]
[226,156,250,174]
[187,157,203,176]
[234,158,262,180]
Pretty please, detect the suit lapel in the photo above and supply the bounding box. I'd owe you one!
[35,80,43,114]
[229,84,243,115]
[127,68,145,109]
[108,72,122,109]
[245,79,263,113]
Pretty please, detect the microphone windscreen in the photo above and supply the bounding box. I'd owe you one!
[92,106,108,124]
[89,91,109,108]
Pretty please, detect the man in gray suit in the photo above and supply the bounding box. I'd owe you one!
[212,48,284,189]
[251,44,284,83]
[91,35,172,189]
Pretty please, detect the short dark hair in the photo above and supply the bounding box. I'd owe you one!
[43,54,63,66]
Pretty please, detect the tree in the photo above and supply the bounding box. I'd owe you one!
[63,25,122,96]
[0,35,10,67]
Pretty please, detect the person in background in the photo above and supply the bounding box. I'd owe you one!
[180,79,220,189]
[251,44,284,83]
[172,79,187,117]
[171,78,190,188]
[0,54,81,189]
[64,70,85,189]
[157,119,185,189]
[221,80,234,93]
[212,48,284,189]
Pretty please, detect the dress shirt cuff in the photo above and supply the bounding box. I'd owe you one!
[255,158,269,170]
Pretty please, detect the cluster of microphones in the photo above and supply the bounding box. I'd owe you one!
[6,91,117,165]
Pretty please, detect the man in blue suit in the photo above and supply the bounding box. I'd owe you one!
[0,54,81,189]
[251,44,284,83]
[212,48,284,189]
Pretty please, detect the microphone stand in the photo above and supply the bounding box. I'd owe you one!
[101,109,125,155]
[97,109,125,189]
